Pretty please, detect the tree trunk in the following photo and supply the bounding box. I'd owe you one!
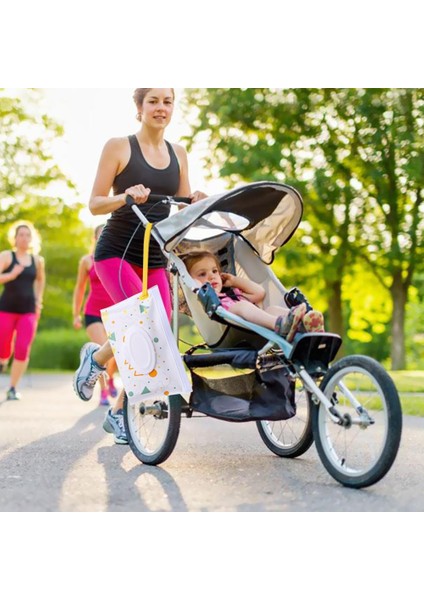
[327,279,345,358]
[390,270,407,370]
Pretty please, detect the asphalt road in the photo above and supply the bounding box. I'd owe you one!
[0,373,423,512]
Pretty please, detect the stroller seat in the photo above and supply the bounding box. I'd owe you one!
[174,233,290,350]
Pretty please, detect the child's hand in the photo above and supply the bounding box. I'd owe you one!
[221,272,236,287]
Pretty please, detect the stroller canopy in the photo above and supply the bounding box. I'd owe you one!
[155,181,303,264]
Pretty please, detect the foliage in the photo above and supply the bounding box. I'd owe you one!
[182,88,424,369]
[29,328,88,371]
[0,89,92,329]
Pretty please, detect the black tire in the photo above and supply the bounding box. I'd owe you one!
[124,393,182,465]
[312,355,402,488]
[256,381,314,458]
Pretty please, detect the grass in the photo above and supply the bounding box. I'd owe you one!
[385,372,424,417]
[388,371,424,393]
[399,395,424,417]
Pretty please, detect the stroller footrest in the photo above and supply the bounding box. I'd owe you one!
[289,332,342,370]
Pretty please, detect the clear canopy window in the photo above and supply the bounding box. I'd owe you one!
[183,211,251,241]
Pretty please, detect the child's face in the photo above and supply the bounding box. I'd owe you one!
[189,257,223,293]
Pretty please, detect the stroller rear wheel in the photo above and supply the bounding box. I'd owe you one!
[124,393,182,465]
[312,355,402,488]
[257,381,314,458]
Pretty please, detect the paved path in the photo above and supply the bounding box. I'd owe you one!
[0,373,423,512]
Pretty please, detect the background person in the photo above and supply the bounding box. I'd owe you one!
[73,88,207,444]
[0,221,45,400]
[72,225,119,406]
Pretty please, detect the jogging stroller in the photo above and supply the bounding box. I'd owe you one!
[123,181,402,489]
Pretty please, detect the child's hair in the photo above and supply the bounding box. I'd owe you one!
[182,251,221,275]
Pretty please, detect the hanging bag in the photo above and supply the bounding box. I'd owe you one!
[101,223,192,404]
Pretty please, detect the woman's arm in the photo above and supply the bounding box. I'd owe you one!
[34,255,46,316]
[221,273,266,305]
[89,138,134,215]
[89,137,153,214]
[72,255,90,329]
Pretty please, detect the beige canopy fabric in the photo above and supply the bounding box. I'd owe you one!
[154,181,303,264]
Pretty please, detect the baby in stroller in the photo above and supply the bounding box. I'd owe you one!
[183,250,325,342]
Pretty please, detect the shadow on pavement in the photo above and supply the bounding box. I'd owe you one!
[98,446,188,512]
[0,408,107,511]
[0,404,188,512]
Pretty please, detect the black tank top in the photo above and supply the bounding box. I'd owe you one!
[95,135,181,268]
[0,252,36,314]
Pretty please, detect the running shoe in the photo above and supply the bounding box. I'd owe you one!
[103,408,128,445]
[99,389,110,407]
[73,342,106,401]
[6,387,21,401]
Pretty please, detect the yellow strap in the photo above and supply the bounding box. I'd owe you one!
[141,223,153,300]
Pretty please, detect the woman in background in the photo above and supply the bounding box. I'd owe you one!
[0,221,45,400]
[72,225,119,406]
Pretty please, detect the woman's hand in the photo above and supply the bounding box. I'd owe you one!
[190,191,207,204]
[125,184,151,205]
[35,300,43,318]
[73,315,83,330]
[10,264,25,280]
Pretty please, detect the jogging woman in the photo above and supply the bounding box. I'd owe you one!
[0,221,45,400]
[73,88,206,444]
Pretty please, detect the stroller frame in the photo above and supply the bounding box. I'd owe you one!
[122,182,402,489]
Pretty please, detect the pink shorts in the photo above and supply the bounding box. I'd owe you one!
[0,312,39,361]
[94,258,172,320]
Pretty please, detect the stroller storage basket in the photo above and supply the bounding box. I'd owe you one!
[185,349,296,423]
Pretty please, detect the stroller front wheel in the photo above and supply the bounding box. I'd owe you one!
[312,355,402,488]
[124,392,182,465]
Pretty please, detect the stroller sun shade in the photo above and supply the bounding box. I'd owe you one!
[154,181,303,264]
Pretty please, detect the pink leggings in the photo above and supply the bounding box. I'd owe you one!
[95,258,172,320]
[0,312,39,361]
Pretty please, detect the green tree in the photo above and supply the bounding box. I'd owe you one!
[0,88,90,329]
[336,88,424,370]
[183,88,424,369]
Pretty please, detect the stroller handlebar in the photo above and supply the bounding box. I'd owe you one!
[125,193,192,231]
[125,194,192,208]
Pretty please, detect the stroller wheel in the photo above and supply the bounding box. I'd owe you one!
[312,355,402,488]
[256,381,314,458]
[124,393,182,465]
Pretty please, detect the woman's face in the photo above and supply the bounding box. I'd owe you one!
[139,88,174,129]
[15,226,32,250]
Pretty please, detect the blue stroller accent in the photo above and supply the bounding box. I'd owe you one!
[123,181,402,489]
